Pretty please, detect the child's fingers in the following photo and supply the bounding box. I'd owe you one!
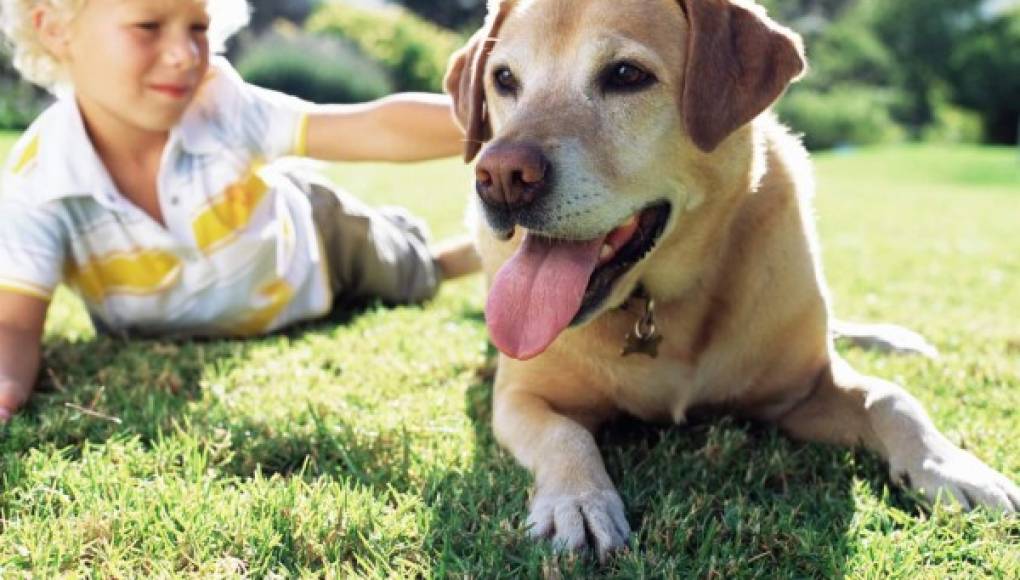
[0,406,11,423]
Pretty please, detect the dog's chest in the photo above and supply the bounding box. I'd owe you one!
[565,307,729,422]
[592,355,705,423]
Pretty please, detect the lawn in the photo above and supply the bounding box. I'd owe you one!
[1,133,1018,577]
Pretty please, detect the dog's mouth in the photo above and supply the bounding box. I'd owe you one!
[576,201,672,324]
[485,201,672,360]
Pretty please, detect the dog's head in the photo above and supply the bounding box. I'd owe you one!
[446,0,805,360]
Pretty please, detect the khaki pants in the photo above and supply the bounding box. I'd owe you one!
[304,176,440,309]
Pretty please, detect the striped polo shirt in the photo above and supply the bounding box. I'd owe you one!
[0,58,334,336]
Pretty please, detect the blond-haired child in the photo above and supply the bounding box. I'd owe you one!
[0,0,480,420]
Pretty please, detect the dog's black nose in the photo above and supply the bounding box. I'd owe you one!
[475,142,550,211]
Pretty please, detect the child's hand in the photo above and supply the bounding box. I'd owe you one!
[0,372,33,421]
[0,291,48,421]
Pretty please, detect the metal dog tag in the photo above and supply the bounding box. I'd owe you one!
[621,296,662,358]
[622,329,662,358]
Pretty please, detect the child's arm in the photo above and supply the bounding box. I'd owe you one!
[304,93,464,163]
[0,291,47,421]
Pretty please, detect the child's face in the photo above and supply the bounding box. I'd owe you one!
[62,0,212,134]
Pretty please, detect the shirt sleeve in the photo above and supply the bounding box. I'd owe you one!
[208,58,312,161]
[0,196,67,301]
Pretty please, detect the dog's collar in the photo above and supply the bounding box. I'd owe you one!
[620,285,662,358]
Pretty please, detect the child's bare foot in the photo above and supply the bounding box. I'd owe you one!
[433,236,482,281]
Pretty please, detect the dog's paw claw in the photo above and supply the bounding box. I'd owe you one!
[895,447,1020,514]
[527,488,631,559]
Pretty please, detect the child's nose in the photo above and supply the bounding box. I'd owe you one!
[163,36,202,69]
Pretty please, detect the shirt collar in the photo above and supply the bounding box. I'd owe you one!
[35,96,122,208]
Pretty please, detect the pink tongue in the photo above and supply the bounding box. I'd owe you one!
[486,233,605,360]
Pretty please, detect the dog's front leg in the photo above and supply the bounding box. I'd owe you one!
[494,387,630,559]
[778,356,1019,512]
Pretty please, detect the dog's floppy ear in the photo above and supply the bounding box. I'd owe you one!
[678,0,805,152]
[444,2,512,162]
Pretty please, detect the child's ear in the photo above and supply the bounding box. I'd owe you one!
[32,5,73,62]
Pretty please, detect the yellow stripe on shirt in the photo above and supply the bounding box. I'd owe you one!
[0,277,52,300]
[192,166,269,253]
[66,250,181,303]
[191,164,269,251]
[229,278,295,336]
[294,113,309,157]
[11,134,40,175]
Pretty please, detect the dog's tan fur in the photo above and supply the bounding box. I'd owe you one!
[447,0,1019,558]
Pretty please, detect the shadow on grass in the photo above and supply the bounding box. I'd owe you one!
[0,300,374,456]
[0,311,919,577]
[1,336,240,453]
[415,347,921,578]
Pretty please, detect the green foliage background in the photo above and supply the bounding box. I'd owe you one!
[236,32,395,104]
[305,3,463,94]
[764,0,1020,146]
[1,0,1016,148]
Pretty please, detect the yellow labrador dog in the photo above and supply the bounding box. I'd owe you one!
[445,0,1020,558]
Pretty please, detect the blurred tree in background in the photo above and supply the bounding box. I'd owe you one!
[397,0,485,31]
[947,11,1020,144]
[0,47,47,129]
[765,0,1019,146]
[867,0,985,135]
[245,0,318,32]
[236,30,394,103]
[307,3,462,92]
[762,0,857,23]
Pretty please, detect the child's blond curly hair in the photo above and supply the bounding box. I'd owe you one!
[0,0,250,89]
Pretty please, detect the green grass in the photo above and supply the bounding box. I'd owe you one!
[1,133,1018,577]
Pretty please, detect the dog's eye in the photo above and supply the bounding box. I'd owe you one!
[603,62,656,92]
[494,67,519,95]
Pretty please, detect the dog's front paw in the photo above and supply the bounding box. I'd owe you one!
[893,445,1020,513]
[527,487,631,560]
